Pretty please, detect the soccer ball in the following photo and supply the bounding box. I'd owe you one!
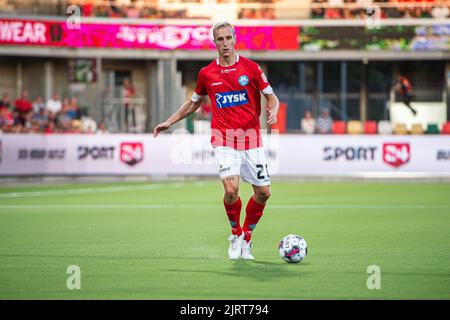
[278,234,308,263]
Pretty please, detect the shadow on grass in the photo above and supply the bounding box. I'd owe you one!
[164,259,308,282]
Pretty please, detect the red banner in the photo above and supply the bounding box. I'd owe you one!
[0,18,299,50]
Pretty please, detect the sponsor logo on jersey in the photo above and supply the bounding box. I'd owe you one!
[220,68,237,74]
[382,143,410,168]
[238,75,249,86]
[215,90,248,108]
[212,82,223,86]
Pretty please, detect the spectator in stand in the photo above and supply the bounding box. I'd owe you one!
[311,0,326,18]
[0,93,11,109]
[96,121,109,134]
[431,1,450,18]
[32,107,49,131]
[57,98,73,130]
[123,78,136,132]
[14,90,33,125]
[316,108,333,134]
[81,0,94,17]
[69,120,83,133]
[44,120,56,134]
[32,96,45,113]
[325,0,343,19]
[260,7,276,19]
[95,5,111,17]
[301,110,316,134]
[383,0,403,18]
[68,97,80,119]
[46,93,62,119]
[0,104,14,132]
[109,0,122,17]
[81,114,97,133]
[126,4,140,18]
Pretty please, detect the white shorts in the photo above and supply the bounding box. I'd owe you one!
[214,146,271,186]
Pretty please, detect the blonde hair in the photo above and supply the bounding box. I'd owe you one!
[212,21,236,41]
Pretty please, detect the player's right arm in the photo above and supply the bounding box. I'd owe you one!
[153,98,204,137]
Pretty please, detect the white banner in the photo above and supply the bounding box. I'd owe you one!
[0,134,449,177]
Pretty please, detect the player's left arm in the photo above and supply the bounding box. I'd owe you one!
[252,62,279,126]
[263,92,279,126]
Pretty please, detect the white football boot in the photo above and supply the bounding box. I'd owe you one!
[241,239,255,260]
[228,233,244,260]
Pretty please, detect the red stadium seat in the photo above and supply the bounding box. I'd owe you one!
[442,122,450,135]
[332,121,346,134]
[364,121,377,134]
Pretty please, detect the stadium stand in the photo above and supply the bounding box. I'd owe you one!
[394,122,409,135]
[377,121,393,135]
[364,121,378,134]
[0,0,448,20]
[442,122,450,134]
[332,121,347,134]
[410,123,425,135]
[347,120,363,134]
[426,123,441,134]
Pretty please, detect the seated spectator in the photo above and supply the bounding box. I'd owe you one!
[95,5,111,17]
[301,110,316,134]
[14,90,33,114]
[69,120,83,133]
[316,108,333,134]
[81,114,97,133]
[46,93,62,118]
[32,107,49,131]
[126,5,140,18]
[0,104,14,132]
[431,2,450,18]
[0,93,11,109]
[14,90,33,125]
[44,120,56,134]
[96,121,109,134]
[260,8,276,19]
[68,97,80,119]
[21,110,35,133]
[33,96,45,113]
[81,0,94,17]
[57,99,73,130]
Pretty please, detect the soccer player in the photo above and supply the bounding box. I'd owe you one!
[153,21,279,260]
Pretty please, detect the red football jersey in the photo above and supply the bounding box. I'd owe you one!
[193,54,273,150]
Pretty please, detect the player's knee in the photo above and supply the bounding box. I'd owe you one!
[224,189,239,204]
[256,190,271,203]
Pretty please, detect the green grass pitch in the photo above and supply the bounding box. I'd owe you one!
[0,180,449,299]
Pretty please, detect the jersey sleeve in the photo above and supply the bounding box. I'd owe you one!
[192,69,207,102]
[252,63,273,95]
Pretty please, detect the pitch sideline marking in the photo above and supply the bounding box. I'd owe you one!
[0,204,448,210]
[0,181,208,199]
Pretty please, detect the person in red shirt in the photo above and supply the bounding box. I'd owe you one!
[14,90,33,114]
[153,21,280,260]
[14,90,33,125]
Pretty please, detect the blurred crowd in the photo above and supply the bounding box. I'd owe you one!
[311,0,450,19]
[1,0,447,20]
[0,91,109,134]
[68,0,448,20]
[70,0,277,19]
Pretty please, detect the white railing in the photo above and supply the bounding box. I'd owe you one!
[102,97,146,133]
